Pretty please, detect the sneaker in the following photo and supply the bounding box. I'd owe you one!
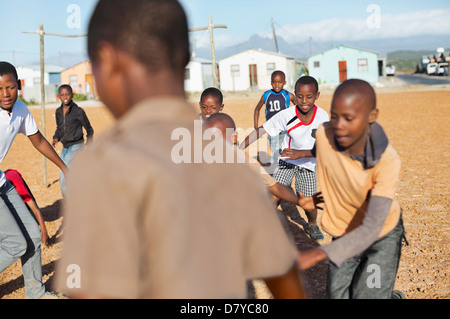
[306,224,324,241]
[391,290,406,299]
[41,291,68,299]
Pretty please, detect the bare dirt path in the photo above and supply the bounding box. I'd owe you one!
[0,85,448,299]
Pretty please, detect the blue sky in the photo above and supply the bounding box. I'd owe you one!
[1,0,449,66]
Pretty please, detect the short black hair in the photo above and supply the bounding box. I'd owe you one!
[58,84,73,94]
[334,79,376,111]
[200,87,223,105]
[295,75,319,94]
[0,61,18,81]
[271,70,286,81]
[88,0,190,73]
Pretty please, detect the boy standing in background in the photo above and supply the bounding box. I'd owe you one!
[253,70,295,165]
[52,84,94,196]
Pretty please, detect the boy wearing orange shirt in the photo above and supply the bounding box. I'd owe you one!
[297,79,406,299]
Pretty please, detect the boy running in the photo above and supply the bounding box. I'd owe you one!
[254,70,295,164]
[297,79,406,299]
[241,76,329,242]
[0,61,67,298]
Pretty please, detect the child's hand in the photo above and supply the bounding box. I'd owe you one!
[41,229,49,247]
[297,249,328,270]
[297,192,324,211]
[52,138,58,148]
[280,148,302,160]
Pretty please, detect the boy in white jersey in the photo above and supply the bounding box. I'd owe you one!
[241,76,329,241]
[0,61,68,298]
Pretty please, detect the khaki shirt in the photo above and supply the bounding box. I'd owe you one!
[56,97,296,299]
[316,123,401,238]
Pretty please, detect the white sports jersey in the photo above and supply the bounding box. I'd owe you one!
[0,100,39,186]
[263,105,329,170]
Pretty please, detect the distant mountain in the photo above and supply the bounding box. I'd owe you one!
[24,51,89,69]
[195,34,450,61]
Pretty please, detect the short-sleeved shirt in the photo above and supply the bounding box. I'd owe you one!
[263,89,291,121]
[263,105,329,170]
[56,97,297,299]
[0,100,39,187]
[316,122,401,238]
[4,169,33,203]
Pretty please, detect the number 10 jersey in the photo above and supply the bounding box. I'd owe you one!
[264,89,291,121]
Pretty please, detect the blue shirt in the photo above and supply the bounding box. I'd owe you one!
[263,89,291,121]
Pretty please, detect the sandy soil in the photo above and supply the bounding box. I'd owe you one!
[0,83,448,299]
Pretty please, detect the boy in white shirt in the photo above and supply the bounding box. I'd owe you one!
[241,76,329,241]
[0,61,68,298]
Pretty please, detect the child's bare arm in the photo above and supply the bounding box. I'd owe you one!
[289,93,296,106]
[239,126,266,150]
[264,264,307,299]
[280,149,314,160]
[28,131,68,176]
[253,96,265,129]
[269,184,323,211]
[26,199,49,246]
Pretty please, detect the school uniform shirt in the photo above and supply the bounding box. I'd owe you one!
[263,89,291,121]
[315,122,401,249]
[0,100,39,187]
[263,105,329,171]
[56,97,297,299]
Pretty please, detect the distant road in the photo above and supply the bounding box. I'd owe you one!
[396,73,450,86]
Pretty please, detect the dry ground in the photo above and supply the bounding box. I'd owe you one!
[0,83,448,299]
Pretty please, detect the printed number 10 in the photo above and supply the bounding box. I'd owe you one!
[269,100,280,112]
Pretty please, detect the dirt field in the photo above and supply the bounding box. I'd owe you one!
[0,83,448,299]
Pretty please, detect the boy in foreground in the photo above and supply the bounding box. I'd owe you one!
[297,79,406,299]
[56,0,306,299]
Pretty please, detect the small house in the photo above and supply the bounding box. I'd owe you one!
[16,65,64,103]
[60,60,97,99]
[308,45,380,84]
[219,49,302,92]
[184,56,214,93]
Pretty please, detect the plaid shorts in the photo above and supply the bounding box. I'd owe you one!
[273,160,317,197]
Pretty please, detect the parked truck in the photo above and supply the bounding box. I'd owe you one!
[421,48,449,76]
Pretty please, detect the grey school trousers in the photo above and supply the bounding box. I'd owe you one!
[326,217,405,299]
[0,180,45,299]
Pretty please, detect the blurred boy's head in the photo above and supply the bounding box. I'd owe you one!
[330,79,378,155]
[294,76,320,115]
[58,85,74,107]
[271,71,286,93]
[87,0,190,118]
[0,62,21,113]
[203,113,237,146]
[199,87,224,121]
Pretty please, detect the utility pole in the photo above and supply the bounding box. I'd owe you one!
[309,36,312,56]
[22,25,86,187]
[189,16,227,88]
[271,18,279,53]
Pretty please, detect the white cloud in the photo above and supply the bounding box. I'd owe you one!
[268,8,450,43]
